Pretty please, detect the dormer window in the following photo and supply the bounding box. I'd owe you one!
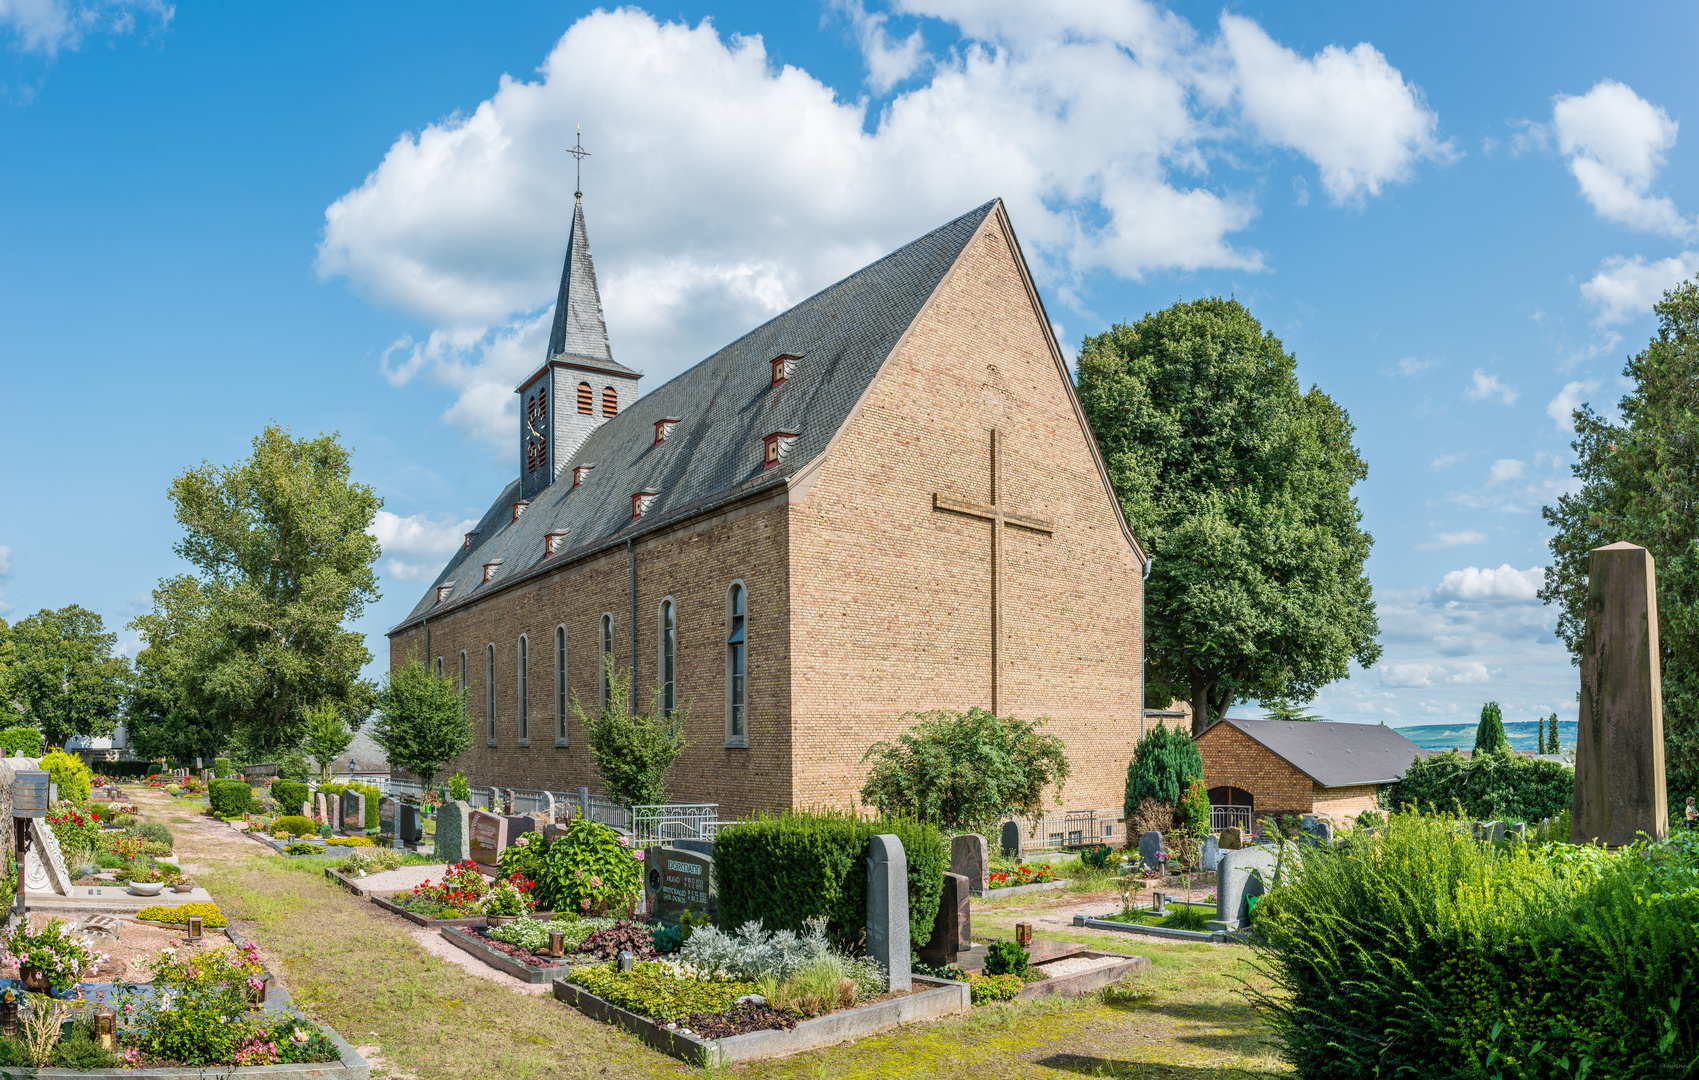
[631,490,659,520]
[435,583,455,605]
[463,531,480,550]
[762,431,801,469]
[512,501,529,522]
[577,382,593,414]
[654,418,680,445]
[545,529,570,557]
[482,559,503,583]
[771,354,798,386]
[573,463,595,488]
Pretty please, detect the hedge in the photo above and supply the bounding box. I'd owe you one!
[1383,749,1573,822]
[1253,814,1699,1079]
[713,811,945,950]
[207,778,254,816]
[271,779,310,813]
[0,729,43,758]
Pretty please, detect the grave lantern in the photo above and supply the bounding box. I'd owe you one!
[12,771,49,817]
[94,1007,116,1051]
[1014,922,1033,949]
[547,931,565,958]
[617,949,635,973]
[186,915,203,943]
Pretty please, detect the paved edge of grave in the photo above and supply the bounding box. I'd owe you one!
[1013,952,1151,1001]
[969,879,1074,900]
[1071,914,1242,944]
[368,895,488,929]
[323,868,372,897]
[438,926,567,985]
[552,974,972,1065]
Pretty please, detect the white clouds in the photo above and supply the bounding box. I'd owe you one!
[1435,563,1545,604]
[1219,15,1453,204]
[1416,530,1486,551]
[1383,356,1437,378]
[1550,80,1691,237]
[0,0,171,56]
[369,510,479,583]
[320,5,1446,450]
[1465,369,1517,405]
[1546,379,1600,430]
[1486,458,1525,486]
[1430,453,1462,470]
[1581,251,1699,325]
[1378,661,1490,689]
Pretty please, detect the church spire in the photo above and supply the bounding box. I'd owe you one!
[546,130,612,362]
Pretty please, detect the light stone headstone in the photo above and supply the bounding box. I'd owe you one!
[300,800,311,819]
[999,821,1021,858]
[314,793,328,821]
[1573,541,1669,845]
[468,809,506,867]
[1220,826,1244,850]
[435,800,471,863]
[949,833,989,893]
[1207,844,1283,932]
[1201,835,1221,876]
[866,834,911,991]
[1139,831,1164,872]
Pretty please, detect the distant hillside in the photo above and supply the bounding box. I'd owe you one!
[1396,720,1576,754]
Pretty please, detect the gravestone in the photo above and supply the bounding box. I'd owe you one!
[1139,831,1164,872]
[435,800,471,863]
[518,812,550,840]
[1000,821,1021,858]
[379,798,398,847]
[399,803,423,846]
[645,846,716,922]
[246,763,278,779]
[1474,820,1505,843]
[949,834,989,894]
[314,793,328,822]
[1219,826,1244,850]
[1574,541,1669,845]
[1207,845,1281,932]
[866,834,911,991]
[1201,835,1221,875]
[340,791,366,834]
[918,872,970,966]
[670,838,714,857]
[542,791,556,821]
[1,761,71,898]
[468,809,506,867]
[300,800,312,819]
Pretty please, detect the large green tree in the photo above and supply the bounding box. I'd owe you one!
[145,424,382,755]
[128,575,228,761]
[859,707,1071,831]
[370,655,469,787]
[1541,280,1699,799]
[10,605,133,745]
[0,618,20,726]
[1078,298,1381,736]
[1473,701,1509,755]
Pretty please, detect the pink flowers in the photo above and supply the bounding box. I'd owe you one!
[633,850,645,862]
[616,835,630,848]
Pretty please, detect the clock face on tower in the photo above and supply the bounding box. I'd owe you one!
[525,386,549,475]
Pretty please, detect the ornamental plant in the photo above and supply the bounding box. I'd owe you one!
[859,707,1070,831]
[477,875,537,917]
[987,864,1053,889]
[45,804,101,859]
[3,918,102,990]
[132,902,226,927]
[136,943,267,1065]
[39,750,93,806]
[499,818,642,915]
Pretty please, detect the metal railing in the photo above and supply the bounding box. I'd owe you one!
[1210,805,1252,831]
[999,808,1124,854]
[631,803,718,846]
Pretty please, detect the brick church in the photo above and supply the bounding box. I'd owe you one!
[388,196,1148,819]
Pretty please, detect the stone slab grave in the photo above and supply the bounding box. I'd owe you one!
[340,790,367,835]
[646,845,715,922]
[917,872,969,968]
[1574,541,1669,845]
[1207,842,1296,932]
[949,833,988,893]
[435,800,471,863]
[1,758,73,901]
[315,792,329,822]
[866,834,911,991]
[400,802,424,846]
[1139,831,1164,872]
[468,809,505,867]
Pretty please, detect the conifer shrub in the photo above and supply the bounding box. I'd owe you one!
[272,815,315,837]
[1385,750,1572,821]
[207,778,253,816]
[40,750,92,806]
[714,811,945,949]
[1472,701,1509,755]
[1123,724,1201,831]
[1251,814,1699,1079]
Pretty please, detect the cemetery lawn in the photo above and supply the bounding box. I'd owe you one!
[142,790,1286,1079]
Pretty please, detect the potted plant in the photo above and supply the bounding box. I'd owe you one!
[4,918,98,992]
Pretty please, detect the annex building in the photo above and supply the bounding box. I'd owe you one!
[388,196,1148,819]
[1195,718,1426,828]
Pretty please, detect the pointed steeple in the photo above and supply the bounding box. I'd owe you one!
[546,198,613,362]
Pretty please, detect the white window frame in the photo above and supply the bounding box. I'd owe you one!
[657,597,677,719]
[486,643,497,746]
[517,634,530,747]
[724,580,748,748]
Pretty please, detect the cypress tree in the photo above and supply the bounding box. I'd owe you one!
[1474,701,1509,756]
[1548,713,1561,754]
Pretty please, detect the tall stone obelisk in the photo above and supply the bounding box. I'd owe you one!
[1572,541,1668,845]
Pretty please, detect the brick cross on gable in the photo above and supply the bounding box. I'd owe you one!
[932,429,1053,713]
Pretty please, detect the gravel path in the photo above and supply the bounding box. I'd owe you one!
[353,864,452,896]
[1034,954,1130,978]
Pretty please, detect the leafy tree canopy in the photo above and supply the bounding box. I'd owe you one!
[128,576,228,761]
[859,707,1070,832]
[0,618,20,727]
[1077,298,1380,735]
[1474,701,1509,756]
[370,654,471,788]
[302,701,358,782]
[141,424,381,756]
[11,605,133,745]
[574,660,686,808]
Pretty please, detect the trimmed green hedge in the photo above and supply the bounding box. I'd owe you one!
[271,779,309,813]
[0,729,43,758]
[713,811,945,949]
[1384,749,1573,822]
[207,778,254,816]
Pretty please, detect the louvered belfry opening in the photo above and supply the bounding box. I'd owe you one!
[577,382,592,413]
[602,386,618,416]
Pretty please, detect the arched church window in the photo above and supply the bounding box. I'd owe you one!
[600,613,614,709]
[658,599,676,719]
[555,625,568,744]
[517,634,530,746]
[725,582,746,746]
[486,643,497,746]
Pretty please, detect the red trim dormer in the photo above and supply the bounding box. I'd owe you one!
[573,464,595,489]
[654,417,680,445]
[771,354,799,386]
[463,531,479,550]
[512,501,529,522]
[631,490,659,520]
[762,431,801,469]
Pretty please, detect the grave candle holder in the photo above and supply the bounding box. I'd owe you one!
[1014,922,1033,949]
[186,916,202,943]
[0,989,17,1038]
[617,949,635,973]
[1151,890,1168,916]
[94,1007,116,1051]
[547,932,564,958]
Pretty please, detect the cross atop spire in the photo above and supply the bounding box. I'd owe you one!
[567,121,591,201]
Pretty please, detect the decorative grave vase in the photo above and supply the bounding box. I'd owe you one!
[20,966,48,992]
[246,973,270,1010]
[486,915,519,926]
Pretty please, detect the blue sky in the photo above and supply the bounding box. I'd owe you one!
[3,2,1696,730]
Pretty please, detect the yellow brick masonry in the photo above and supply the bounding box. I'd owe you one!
[390,204,1145,820]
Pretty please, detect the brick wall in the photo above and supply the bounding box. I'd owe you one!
[1195,722,1314,816]
[785,209,1145,814]
[1312,783,1380,824]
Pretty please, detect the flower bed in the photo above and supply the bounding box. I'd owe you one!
[132,903,227,929]
[987,864,1054,889]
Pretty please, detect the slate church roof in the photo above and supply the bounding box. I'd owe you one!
[394,198,1000,630]
[1211,718,1427,788]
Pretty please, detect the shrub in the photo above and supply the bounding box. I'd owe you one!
[1127,796,1175,838]
[1384,750,1573,821]
[714,810,945,949]
[1175,776,1210,838]
[271,779,309,812]
[680,917,831,981]
[858,707,1071,831]
[0,728,43,757]
[565,962,754,1021]
[499,820,643,915]
[326,836,375,847]
[1123,724,1201,824]
[489,917,613,952]
[983,938,1031,978]
[272,815,315,837]
[133,902,227,926]
[962,972,1024,1003]
[338,849,401,875]
[207,778,253,815]
[213,757,234,777]
[44,804,101,858]
[575,661,686,807]
[284,842,319,855]
[447,772,470,801]
[39,750,92,806]
[128,821,175,848]
[1251,814,1697,1080]
[1473,701,1509,755]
